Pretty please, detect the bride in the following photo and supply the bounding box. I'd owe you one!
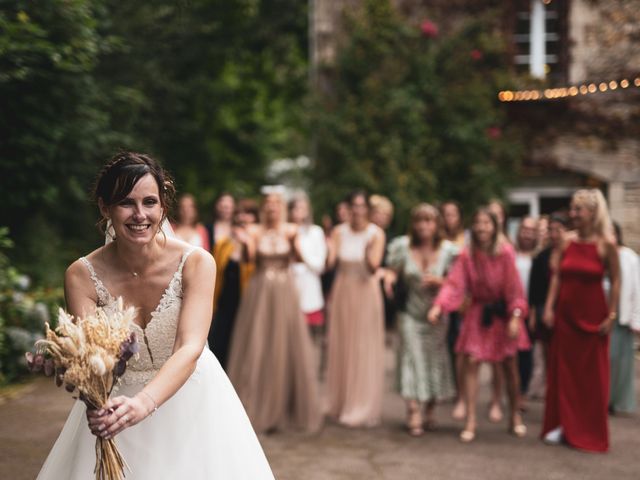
[37,152,274,479]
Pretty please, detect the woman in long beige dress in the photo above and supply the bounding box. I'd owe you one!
[227,192,323,433]
[326,191,386,427]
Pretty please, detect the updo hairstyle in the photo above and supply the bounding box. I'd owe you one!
[93,151,176,235]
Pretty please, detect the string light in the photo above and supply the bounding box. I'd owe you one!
[499,75,640,102]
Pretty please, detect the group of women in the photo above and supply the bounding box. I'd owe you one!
[38,151,638,480]
[170,179,636,453]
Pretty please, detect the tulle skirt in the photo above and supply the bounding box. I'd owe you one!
[325,262,385,427]
[37,349,274,479]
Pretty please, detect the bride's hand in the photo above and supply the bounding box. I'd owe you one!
[91,394,154,439]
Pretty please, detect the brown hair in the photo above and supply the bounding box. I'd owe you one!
[93,151,175,235]
[470,207,500,256]
[440,200,464,238]
[175,193,199,225]
[409,203,443,248]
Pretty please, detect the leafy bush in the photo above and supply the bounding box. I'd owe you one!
[0,228,64,385]
[310,0,523,231]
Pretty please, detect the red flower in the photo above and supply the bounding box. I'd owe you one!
[470,49,483,61]
[420,20,439,38]
[486,126,502,139]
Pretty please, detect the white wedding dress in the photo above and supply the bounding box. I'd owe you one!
[37,248,275,479]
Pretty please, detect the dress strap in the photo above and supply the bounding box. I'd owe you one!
[178,248,197,275]
[79,257,113,305]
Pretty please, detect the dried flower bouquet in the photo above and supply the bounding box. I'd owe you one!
[26,298,139,480]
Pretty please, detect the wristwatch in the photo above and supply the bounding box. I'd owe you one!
[512,308,523,318]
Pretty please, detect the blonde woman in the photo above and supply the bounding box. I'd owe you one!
[386,204,458,436]
[227,192,322,433]
[542,189,620,452]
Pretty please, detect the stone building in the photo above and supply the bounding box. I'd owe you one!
[311,0,640,248]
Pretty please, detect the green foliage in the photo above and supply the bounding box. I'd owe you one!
[0,228,64,385]
[0,0,309,284]
[310,0,523,230]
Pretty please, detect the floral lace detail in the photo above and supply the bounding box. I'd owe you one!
[80,249,196,386]
[79,257,112,307]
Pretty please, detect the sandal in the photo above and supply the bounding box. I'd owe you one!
[509,419,527,438]
[460,428,476,443]
[407,405,424,437]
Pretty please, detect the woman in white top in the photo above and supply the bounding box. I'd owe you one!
[326,190,386,427]
[288,194,327,335]
[610,223,640,413]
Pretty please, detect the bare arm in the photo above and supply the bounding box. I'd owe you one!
[64,260,101,319]
[600,240,620,334]
[241,225,258,263]
[542,245,562,328]
[96,250,217,439]
[326,228,340,270]
[365,228,385,273]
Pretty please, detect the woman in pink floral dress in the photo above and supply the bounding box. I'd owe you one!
[428,207,529,443]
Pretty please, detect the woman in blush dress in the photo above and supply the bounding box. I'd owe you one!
[227,191,323,434]
[173,193,210,250]
[386,204,458,436]
[37,152,273,479]
[326,190,386,427]
[542,189,620,452]
[428,207,529,443]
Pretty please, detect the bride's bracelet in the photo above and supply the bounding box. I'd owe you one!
[140,390,159,417]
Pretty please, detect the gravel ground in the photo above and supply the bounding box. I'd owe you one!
[2,351,638,480]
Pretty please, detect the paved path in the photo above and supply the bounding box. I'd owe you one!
[2,358,639,479]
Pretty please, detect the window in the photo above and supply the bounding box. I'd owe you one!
[513,0,565,81]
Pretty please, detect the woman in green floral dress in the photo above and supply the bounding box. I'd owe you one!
[386,204,459,436]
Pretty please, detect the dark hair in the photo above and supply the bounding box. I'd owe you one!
[470,207,500,255]
[213,192,235,221]
[176,193,199,225]
[613,221,624,246]
[236,198,259,223]
[549,212,569,228]
[439,200,464,237]
[347,189,369,207]
[94,151,175,234]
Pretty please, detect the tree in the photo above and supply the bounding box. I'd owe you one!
[310,0,523,230]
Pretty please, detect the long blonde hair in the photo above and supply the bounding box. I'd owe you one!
[572,188,613,238]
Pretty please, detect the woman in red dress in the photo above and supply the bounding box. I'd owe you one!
[429,208,529,442]
[542,189,620,452]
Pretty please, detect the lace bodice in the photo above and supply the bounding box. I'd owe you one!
[79,249,195,386]
[256,228,292,271]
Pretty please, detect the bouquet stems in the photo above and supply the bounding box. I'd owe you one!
[95,437,129,480]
